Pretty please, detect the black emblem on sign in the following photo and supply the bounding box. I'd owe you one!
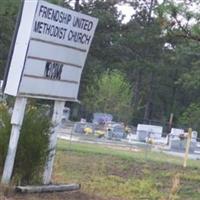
[44,62,63,80]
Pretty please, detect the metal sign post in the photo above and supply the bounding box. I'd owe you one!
[43,100,65,184]
[1,97,27,184]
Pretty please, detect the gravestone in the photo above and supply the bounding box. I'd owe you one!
[136,124,163,142]
[169,128,197,153]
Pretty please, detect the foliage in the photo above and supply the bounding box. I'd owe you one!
[82,70,133,122]
[179,103,200,133]
[0,103,51,184]
[0,0,20,78]
[2,0,200,129]
[14,106,51,184]
[118,1,167,121]
[85,176,162,200]
[78,0,124,98]
[158,0,200,42]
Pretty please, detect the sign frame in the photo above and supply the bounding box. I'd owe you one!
[3,0,98,102]
[1,0,98,185]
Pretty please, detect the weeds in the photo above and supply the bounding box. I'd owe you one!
[0,103,51,185]
[168,173,181,200]
[54,140,200,200]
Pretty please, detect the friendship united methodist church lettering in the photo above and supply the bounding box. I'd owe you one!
[34,4,93,45]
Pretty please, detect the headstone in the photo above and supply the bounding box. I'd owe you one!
[170,128,184,138]
[136,124,163,142]
[105,123,125,139]
[169,128,197,153]
[73,122,95,135]
[192,131,198,141]
[169,139,197,153]
[92,113,113,124]
[73,122,86,134]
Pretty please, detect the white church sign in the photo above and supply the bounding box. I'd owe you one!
[4,0,98,101]
[1,0,98,185]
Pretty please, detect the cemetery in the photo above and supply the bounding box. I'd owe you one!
[1,0,200,199]
[65,118,200,159]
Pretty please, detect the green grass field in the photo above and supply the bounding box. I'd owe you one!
[1,139,200,200]
[52,139,200,200]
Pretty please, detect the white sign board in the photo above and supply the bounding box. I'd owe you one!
[4,0,98,101]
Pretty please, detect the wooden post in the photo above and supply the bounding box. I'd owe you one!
[43,100,65,184]
[1,97,27,184]
[183,128,192,168]
[167,113,174,145]
[169,113,174,129]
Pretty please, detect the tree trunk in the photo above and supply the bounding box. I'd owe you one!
[148,0,154,22]
[143,0,155,122]
[133,69,142,113]
[75,0,80,11]
[143,72,154,122]
[171,69,178,112]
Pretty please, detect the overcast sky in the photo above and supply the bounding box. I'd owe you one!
[69,0,198,24]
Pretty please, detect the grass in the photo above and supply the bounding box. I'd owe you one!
[1,139,200,200]
[52,139,200,200]
[57,139,200,168]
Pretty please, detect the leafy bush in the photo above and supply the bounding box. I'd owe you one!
[82,70,133,123]
[179,103,200,133]
[0,103,51,184]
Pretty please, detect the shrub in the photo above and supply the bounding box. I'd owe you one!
[179,103,200,134]
[0,103,51,185]
[82,70,133,123]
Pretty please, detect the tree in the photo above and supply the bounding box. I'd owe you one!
[76,0,124,98]
[0,0,20,78]
[179,103,200,134]
[116,0,168,123]
[2,0,200,128]
[67,0,126,118]
[158,0,200,42]
[82,70,133,123]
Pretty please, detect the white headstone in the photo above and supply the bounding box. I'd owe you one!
[136,124,163,142]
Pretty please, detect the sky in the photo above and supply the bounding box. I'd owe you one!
[69,0,199,24]
[117,0,199,24]
[116,3,134,23]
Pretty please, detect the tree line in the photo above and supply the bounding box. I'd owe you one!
[1,0,200,133]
